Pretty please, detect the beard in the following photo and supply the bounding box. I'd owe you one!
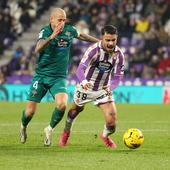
[106,45,115,52]
[107,45,114,49]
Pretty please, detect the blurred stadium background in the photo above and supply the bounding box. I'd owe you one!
[0,0,170,104]
[0,1,170,169]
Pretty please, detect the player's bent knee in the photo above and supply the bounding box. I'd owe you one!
[57,103,67,111]
[25,108,35,117]
[71,103,84,112]
[76,105,84,112]
[68,106,84,119]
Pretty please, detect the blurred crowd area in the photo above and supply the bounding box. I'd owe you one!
[0,0,56,55]
[0,0,170,85]
[0,0,56,84]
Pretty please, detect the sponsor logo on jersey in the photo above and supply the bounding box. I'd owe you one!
[57,39,69,48]
[96,61,112,72]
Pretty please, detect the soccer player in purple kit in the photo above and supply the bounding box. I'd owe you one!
[59,25,125,149]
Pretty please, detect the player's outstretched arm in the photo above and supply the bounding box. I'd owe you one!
[77,33,100,43]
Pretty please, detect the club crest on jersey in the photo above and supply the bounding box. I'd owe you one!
[65,31,71,36]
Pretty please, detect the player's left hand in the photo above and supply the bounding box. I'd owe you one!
[50,22,63,39]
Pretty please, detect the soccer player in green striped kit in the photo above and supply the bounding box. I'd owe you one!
[20,8,99,146]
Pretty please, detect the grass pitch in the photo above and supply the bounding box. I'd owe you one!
[0,102,169,170]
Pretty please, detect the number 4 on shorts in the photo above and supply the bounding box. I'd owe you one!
[33,81,38,89]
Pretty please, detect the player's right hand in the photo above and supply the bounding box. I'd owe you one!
[103,85,112,95]
[50,22,63,40]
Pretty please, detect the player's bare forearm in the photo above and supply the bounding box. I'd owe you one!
[34,38,52,54]
[78,33,100,42]
[35,23,63,54]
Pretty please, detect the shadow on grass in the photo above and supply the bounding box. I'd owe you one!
[0,143,146,156]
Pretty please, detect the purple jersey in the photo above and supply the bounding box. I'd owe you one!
[76,41,125,91]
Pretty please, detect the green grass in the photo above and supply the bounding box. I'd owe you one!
[0,102,170,170]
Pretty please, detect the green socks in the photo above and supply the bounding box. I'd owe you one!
[50,108,65,128]
[21,108,65,129]
[21,110,33,127]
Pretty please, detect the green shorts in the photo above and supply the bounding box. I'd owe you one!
[27,74,67,102]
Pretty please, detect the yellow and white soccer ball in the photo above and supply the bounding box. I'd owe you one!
[123,128,144,149]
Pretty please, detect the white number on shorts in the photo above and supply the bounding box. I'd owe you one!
[33,81,38,89]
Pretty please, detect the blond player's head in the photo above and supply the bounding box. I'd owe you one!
[50,8,66,30]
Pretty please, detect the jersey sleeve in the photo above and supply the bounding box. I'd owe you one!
[76,64,87,83]
[114,50,125,76]
[110,50,125,90]
[71,25,79,38]
[76,43,98,82]
[37,27,50,40]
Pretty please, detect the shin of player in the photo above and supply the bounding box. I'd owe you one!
[60,101,117,147]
